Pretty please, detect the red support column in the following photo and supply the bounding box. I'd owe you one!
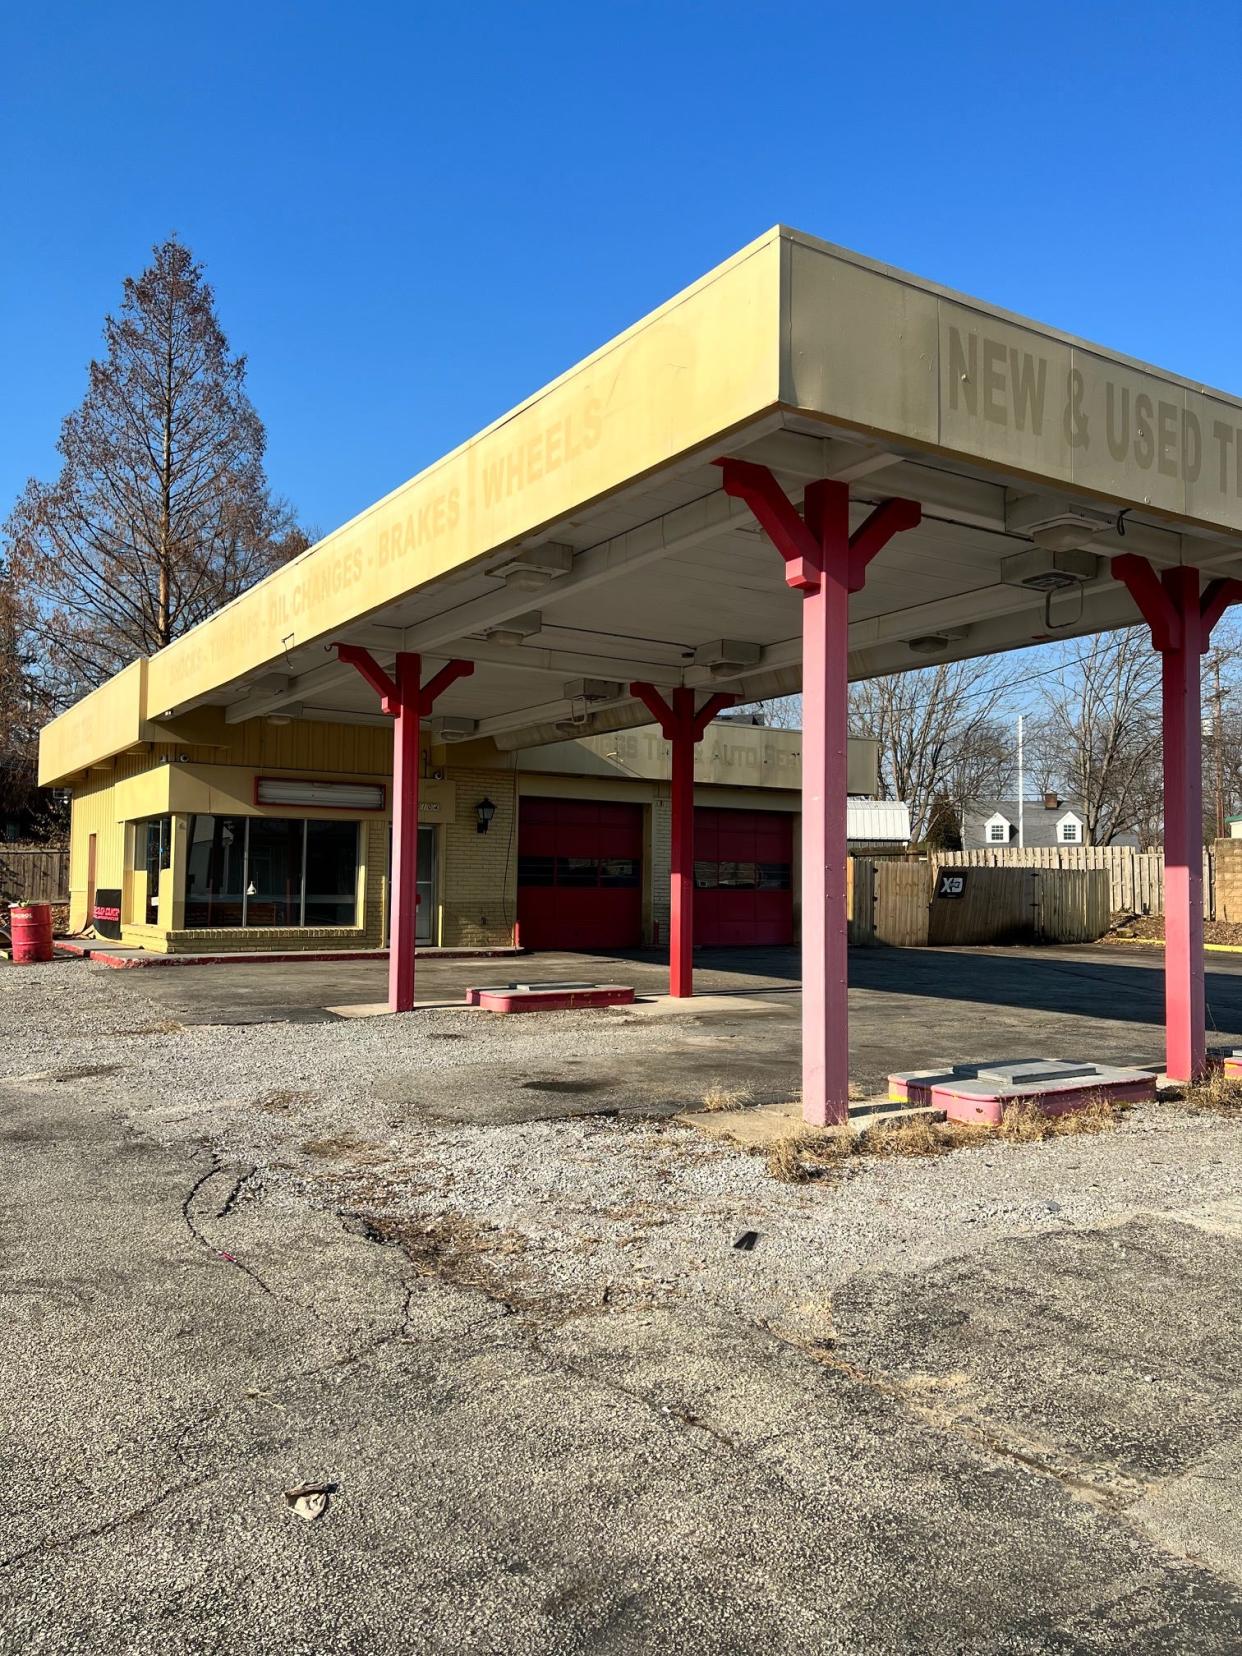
[1113,559,1242,1080]
[630,683,735,996]
[336,646,474,1013]
[716,461,920,1125]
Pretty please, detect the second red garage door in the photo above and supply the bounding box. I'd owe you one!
[517,797,643,951]
[694,807,794,946]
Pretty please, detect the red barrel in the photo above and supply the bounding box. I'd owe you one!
[9,902,54,964]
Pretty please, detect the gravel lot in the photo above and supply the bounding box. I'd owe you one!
[2,956,1241,1652]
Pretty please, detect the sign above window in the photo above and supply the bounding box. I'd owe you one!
[255,777,385,811]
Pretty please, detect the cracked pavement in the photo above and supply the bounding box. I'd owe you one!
[1,955,1241,1653]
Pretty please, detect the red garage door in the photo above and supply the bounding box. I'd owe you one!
[518,798,643,951]
[694,808,794,946]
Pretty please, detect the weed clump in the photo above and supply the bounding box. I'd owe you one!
[1179,1070,1242,1117]
[765,1092,1131,1182]
[701,1081,755,1113]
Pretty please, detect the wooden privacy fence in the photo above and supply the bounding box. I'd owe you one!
[849,858,1111,947]
[935,845,1214,919]
[0,847,70,905]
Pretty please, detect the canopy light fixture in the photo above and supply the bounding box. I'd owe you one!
[907,625,971,655]
[475,797,497,834]
[1000,546,1100,593]
[255,777,385,811]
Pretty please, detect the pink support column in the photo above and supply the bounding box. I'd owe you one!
[630,683,735,996]
[716,461,920,1125]
[800,489,848,1123]
[336,646,474,1013]
[389,653,421,1013]
[1113,559,1242,1080]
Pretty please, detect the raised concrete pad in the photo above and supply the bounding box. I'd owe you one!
[1208,1045,1242,1078]
[625,990,799,1019]
[889,1057,1157,1126]
[680,1096,941,1149]
[469,982,635,1014]
[326,999,472,1019]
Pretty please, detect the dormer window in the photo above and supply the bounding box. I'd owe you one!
[1058,812,1083,844]
[985,812,1011,845]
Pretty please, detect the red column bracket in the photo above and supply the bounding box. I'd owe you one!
[334,644,399,713]
[844,494,923,592]
[630,681,680,737]
[334,646,475,716]
[1111,555,1182,653]
[419,658,475,712]
[691,692,737,740]
[1199,577,1242,647]
[716,459,821,590]
[716,460,921,592]
[627,683,737,742]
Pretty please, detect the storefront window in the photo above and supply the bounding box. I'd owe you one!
[305,820,360,924]
[185,815,246,927]
[246,817,304,927]
[182,815,358,929]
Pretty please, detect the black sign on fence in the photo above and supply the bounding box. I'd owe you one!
[936,871,967,900]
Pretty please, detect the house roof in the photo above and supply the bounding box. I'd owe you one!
[847,800,910,843]
[967,799,1085,822]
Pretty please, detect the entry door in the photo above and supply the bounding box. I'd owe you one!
[387,825,438,945]
[415,826,436,943]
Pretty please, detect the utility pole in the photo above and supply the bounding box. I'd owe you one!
[1017,714,1025,849]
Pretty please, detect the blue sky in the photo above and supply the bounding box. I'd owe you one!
[2,1,1240,539]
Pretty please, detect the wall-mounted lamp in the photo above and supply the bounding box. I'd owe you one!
[475,797,497,835]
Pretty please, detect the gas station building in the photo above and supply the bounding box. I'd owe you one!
[39,227,1242,1123]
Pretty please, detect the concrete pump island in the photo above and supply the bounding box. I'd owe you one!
[39,227,1242,1122]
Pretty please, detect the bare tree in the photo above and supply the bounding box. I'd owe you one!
[5,237,307,689]
[1028,627,1163,845]
[848,659,1018,841]
[0,561,64,837]
[739,695,802,729]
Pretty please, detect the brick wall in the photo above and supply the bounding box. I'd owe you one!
[648,792,670,945]
[1215,838,1242,923]
[439,764,517,946]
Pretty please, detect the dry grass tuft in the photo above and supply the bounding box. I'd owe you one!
[861,1113,969,1157]
[1179,1069,1242,1117]
[997,1094,1127,1142]
[766,1129,857,1183]
[762,1092,1131,1182]
[701,1080,755,1114]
